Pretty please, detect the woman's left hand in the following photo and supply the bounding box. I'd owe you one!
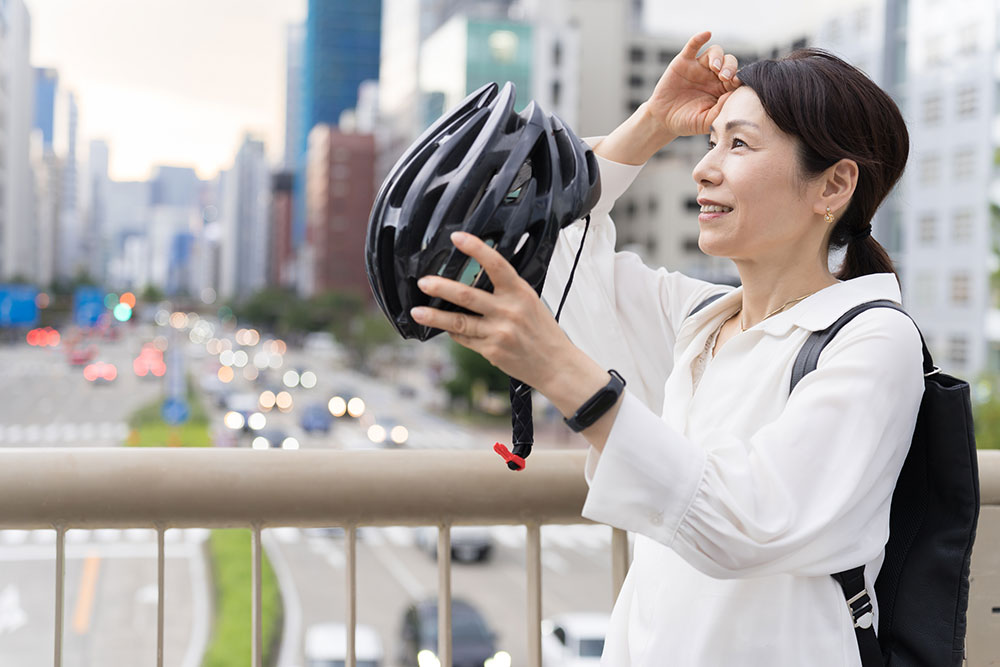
[410,231,577,391]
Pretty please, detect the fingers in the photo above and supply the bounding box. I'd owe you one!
[410,305,484,338]
[679,31,712,59]
[449,231,522,290]
[416,274,494,315]
[696,41,741,86]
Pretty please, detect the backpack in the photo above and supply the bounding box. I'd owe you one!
[689,295,980,666]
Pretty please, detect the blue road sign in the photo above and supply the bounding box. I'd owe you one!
[0,285,39,327]
[162,398,190,425]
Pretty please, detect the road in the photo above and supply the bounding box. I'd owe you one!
[0,320,613,666]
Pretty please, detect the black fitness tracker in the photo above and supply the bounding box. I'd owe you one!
[564,369,626,432]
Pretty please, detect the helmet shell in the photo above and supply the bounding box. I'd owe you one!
[366,81,601,340]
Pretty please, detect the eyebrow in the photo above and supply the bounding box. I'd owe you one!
[708,120,762,134]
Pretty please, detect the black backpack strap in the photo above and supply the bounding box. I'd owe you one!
[687,291,727,318]
[832,566,883,666]
[790,299,932,667]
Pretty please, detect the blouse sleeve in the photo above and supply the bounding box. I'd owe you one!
[540,141,730,412]
[580,308,925,579]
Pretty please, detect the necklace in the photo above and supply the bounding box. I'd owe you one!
[737,290,821,332]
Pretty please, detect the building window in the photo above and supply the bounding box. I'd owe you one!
[659,49,674,64]
[953,209,974,242]
[957,24,978,56]
[628,74,643,88]
[627,99,643,113]
[920,154,941,185]
[915,270,937,308]
[624,200,637,219]
[951,271,971,305]
[649,197,658,215]
[629,47,645,63]
[922,94,942,124]
[918,213,937,243]
[683,237,701,252]
[684,197,701,212]
[953,147,976,180]
[553,41,562,66]
[926,37,945,67]
[552,80,561,106]
[948,334,969,367]
[957,85,977,116]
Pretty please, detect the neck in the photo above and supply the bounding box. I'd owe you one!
[734,255,840,330]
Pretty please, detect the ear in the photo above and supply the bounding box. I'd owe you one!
[813,158,859,219]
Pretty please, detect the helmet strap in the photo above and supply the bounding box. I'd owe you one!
[497,215,593,471]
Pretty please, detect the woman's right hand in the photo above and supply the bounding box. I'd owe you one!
[648,31,742,138]
[594,31,742,166]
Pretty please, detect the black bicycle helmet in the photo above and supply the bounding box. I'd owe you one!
[365,81,601,341]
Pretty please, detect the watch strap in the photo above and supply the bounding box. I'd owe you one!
[564,369,626,433]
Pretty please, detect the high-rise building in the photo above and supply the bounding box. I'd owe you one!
[0,0,36,282]
[284,23,305,170]
[220,135,270,300]
[85,140,110,282]
[304,126,375,298]
[294,2,382,249]
[30,132,61,289]
[34,68,57,150]
[270,171,296,289]
[57,91,81,280]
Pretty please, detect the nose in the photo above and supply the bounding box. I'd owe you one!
[692,144,721,187]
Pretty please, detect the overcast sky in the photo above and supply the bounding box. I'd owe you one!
[25,0,306,181]
[23,1,850,182]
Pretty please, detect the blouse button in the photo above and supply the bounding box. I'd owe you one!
[650,511,664,526]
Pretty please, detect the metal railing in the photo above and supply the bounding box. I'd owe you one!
[1,447,998,667]
[0,448,626,667]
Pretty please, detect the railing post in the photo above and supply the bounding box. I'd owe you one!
[346,525,357,667]
[54,526,65,667]
[438,524,452,667]
[526,523,542,667]
[611,528,629,601]
[157,526,165,667]
[252,524,263,667]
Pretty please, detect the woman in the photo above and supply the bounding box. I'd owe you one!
[409,31,923,665]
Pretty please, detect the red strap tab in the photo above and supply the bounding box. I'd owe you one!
[493,442,525,471]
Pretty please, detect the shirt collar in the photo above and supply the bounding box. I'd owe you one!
[688,273,902,338]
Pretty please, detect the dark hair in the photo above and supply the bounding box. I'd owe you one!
[736,49,908,281]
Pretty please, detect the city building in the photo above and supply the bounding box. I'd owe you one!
[304,125,375,298]
[57,91,81,281]
[219,135,270,301]
[33,67,57,150]
[30,131,61,289]
[0,0,36,282]
[294,0,382,261]
[270,171,296,289]
[284,22,306,170]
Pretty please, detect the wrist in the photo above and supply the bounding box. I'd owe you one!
[539,348,612,420]
[594,103,677,166]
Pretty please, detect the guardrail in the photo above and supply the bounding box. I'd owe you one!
[1,447,998,667]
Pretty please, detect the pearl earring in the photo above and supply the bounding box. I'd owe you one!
[824,207,834,224]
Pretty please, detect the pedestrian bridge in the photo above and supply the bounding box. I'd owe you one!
[0,447,997,667]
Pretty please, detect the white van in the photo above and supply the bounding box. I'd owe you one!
[304,622,384,667]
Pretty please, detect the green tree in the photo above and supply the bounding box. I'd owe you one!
[444,340,510,412]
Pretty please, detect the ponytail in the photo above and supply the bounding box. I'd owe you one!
[835,234,897,282]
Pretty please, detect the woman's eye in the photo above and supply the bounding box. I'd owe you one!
[706,140,716,151]
[731,137,747,148]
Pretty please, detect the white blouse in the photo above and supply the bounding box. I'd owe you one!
[540,150,925,666]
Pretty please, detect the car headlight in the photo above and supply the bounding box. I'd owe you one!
[484,651,511,667]
[417,649,441,667]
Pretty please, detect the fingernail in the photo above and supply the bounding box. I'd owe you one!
[721,68,732,79]
[712,58,721,70]
[417,277,431,290]
[411,307,428,320]
[451,231,469,245]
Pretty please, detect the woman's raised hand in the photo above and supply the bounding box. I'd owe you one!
[648,31,742,138]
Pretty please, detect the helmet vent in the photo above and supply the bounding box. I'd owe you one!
[377,226,402,316]
[388,144,436,208]
[504,161,533,204]
[553,128,577,184]
[436,113,489,175]
[513,232,530,256]
[412,185,446,231]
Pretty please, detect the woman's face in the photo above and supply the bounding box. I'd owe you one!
[691,86,823,263]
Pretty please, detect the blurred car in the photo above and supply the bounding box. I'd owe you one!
[305,621,384,667]
[135,343,167,378]
[399,598,507,667]
[301,402,334,433]
[366,416,409,447]
[414,526,493,563]
[251,428,298,450]
[68,345,97,366]
[328,388,365,419]
[83,361,118,385]
[541,613,609,666]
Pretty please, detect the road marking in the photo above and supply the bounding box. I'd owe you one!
[72,551,101,634]
[0,584,27,634]
[364,542,427,600]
